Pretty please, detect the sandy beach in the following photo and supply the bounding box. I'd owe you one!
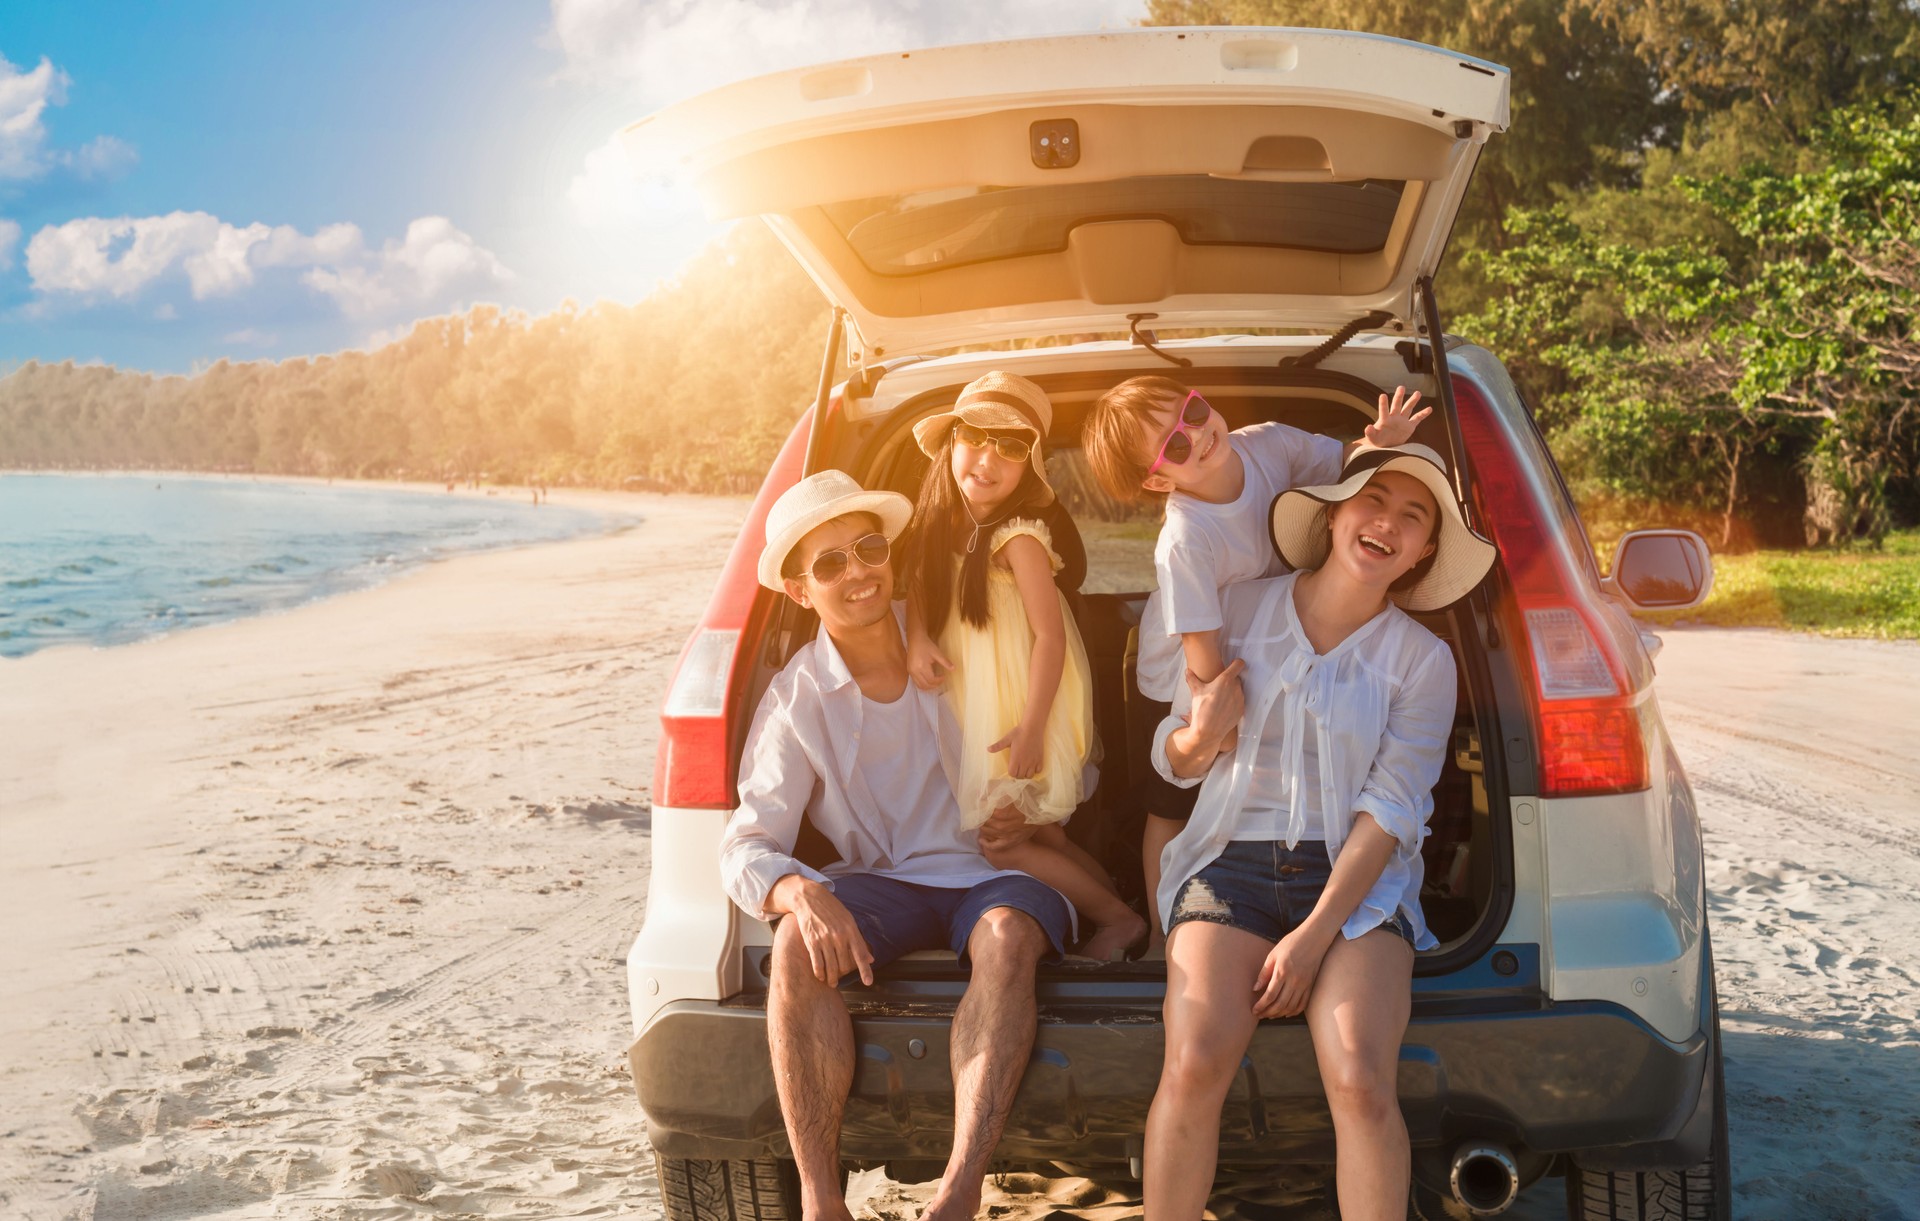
[2,496,1916,1220]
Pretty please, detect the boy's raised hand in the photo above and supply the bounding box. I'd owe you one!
[1367,385,1432,448]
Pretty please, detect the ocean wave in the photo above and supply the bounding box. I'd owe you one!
[2,475,611,657]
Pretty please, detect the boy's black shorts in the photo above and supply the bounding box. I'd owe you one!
[1135,696,1201,823]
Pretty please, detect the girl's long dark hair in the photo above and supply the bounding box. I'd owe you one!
[906,430,1081,638]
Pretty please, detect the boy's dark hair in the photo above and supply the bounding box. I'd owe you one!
[1082,375,1190,502]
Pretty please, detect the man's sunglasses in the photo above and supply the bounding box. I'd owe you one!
[953,421,1034,463]
[800,532,891,585]
[1147,390,1213,476]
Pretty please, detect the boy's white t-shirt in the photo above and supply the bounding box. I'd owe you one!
[1137,421,1344,702]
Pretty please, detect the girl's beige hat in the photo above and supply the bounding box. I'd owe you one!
[1270,441,1498,611]
[757,469,913,591]
[910,370,1057,505]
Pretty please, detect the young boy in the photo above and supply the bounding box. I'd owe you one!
[1081,375,1430,944]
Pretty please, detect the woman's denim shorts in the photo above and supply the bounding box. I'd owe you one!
[1169,839,1416,948]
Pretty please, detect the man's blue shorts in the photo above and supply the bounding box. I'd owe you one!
[824,873,1072,982]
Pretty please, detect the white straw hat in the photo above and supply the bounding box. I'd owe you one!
[1270,441,1497,611]
[757,470,913,591]
[910,370,1057,505]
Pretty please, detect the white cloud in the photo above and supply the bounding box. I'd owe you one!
[0,217,19,270]
[0,51,135,183]
[27,213,219,298]
[0,53,65,179]
[24,211,512,317]
[64,134,138,179]
[302,216,512,317]
[221,327,278,346]
[549,0,1145,102]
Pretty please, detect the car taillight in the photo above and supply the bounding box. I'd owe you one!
[652,406,815,809]
[656,629,743,808]
[1453,378,1650,797]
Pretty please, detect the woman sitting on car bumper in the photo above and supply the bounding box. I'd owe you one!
[1143,442,1497,1220]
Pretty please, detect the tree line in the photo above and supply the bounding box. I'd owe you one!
[4,0,1917,547]
[0,228,830,495]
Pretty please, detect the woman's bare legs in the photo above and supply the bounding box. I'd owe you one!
[1306,928,1416,1221]
[1143,920,1271,1220]
[983,819,1145,959]
[1141,813,1183,953]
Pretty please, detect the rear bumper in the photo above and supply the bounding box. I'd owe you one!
[630,949,1713,1171]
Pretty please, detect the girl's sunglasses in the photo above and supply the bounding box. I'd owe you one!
[953,421,1034,463]
[802,532,890,585]
[1147,390,1212,476]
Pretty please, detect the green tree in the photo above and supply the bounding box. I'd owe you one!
[1459,94,1920,546]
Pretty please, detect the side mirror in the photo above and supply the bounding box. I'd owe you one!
[1603,529,1714,612]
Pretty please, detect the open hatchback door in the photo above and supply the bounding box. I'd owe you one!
[624,28,1509,359]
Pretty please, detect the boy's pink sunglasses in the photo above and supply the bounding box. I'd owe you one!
[1147,390,1213,476]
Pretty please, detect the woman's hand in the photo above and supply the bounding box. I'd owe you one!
[1252,922,1335,1018]
[989,720,1044,779]
[907,634,954,690]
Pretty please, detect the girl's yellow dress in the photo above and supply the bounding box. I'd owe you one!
[938,518,1099,829]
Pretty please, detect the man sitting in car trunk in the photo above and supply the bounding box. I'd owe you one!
[719,470,1075,1221]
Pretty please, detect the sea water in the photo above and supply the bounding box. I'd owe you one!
[0,474,621,659]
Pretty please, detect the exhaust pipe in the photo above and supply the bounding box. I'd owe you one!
[1449,1143,1520,1216]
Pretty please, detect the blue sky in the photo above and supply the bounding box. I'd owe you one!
[0,0,1143,374]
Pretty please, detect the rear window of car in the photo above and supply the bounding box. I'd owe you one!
[1046,447,1162,595]
[826,177,1407,276]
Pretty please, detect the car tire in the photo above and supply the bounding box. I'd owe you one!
[656,1155,811,1221]
[1564,978,1731,1221]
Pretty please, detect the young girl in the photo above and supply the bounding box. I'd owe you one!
[904,370,1148,961]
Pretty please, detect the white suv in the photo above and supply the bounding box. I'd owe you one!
[620,29,1726,1221]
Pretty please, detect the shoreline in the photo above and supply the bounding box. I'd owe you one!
[0,465,664,517]
[1,476,731,664]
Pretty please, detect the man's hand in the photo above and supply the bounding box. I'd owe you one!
[988,720,1044,779]
[1252,922,1334,1018]
[977,803,1039,852]
[770,874,874,986]
[1366,385,1432,448]
[907,633,954,691]
[1184,658,1246,753]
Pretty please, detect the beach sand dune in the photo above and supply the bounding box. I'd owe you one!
[1,499,1916,1219]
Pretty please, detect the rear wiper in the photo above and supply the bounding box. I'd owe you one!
[1277,309,1394,371]
[1127,313,1193,368]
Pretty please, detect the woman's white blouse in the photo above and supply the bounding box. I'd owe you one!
[1150,571,1458,949]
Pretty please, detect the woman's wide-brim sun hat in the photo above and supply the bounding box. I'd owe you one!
[757,469,914,591]
[1270,441,1498,611]
[910,370,1057,505]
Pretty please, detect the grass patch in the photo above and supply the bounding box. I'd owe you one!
[1640,530,1920,639]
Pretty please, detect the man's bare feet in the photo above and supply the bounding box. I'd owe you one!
[918,1179,982,1221]
[1082,909,1148,961]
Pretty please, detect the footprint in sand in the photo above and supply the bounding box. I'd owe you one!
[361,1162,433,1199]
